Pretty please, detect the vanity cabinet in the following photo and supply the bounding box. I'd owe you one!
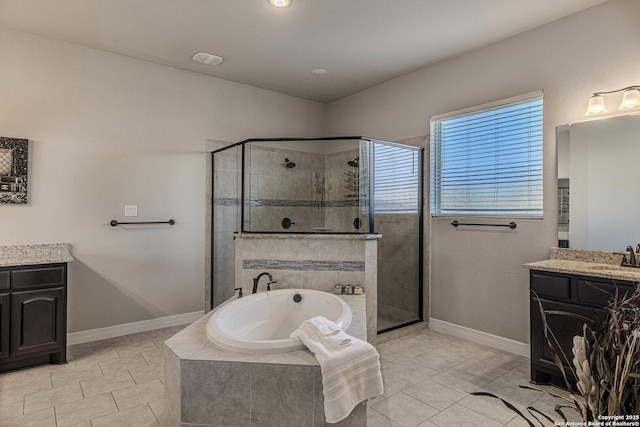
[529,270,635,388]
[0,263,67,372]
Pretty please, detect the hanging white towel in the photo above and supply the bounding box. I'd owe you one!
[291,317,383,424]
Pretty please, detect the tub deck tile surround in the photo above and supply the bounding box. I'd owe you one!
[164,294,368,426]
[0,243,74,266]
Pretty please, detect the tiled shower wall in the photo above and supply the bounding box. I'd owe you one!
[235,234,379,340]
[245,145,365,233]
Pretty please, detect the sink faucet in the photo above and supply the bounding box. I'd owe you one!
[253,272,277,294]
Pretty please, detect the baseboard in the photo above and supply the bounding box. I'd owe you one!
[428,318,529,357]
[67,311,204,345]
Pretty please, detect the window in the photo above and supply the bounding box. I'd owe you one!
[374,143,421,214]
[430,92,543,217]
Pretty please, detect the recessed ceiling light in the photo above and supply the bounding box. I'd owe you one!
[268,0,292,7]
[312,69,328,76]
[192,52,224,66]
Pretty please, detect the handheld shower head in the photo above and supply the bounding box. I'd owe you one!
[347,157,359,168]
[284,158,296,168]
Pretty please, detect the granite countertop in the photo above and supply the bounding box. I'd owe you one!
[0,243,74,267]
[165,293,367,366]
[524,247,640,282]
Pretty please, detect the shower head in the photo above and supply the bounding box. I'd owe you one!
[284,158,296,168]
[347,157,359,168]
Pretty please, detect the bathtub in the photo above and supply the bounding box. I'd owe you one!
[206,289,352,354]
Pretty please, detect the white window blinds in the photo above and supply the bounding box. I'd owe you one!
[374,143,420,214]
[430,92,543,217]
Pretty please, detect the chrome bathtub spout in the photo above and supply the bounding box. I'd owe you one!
[624,245,637,267]
[253,272,276,293]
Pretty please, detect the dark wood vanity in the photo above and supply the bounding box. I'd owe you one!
[0,262,67,372]
[529,269,636,388]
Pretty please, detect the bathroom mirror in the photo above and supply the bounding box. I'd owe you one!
[556,114,640,251]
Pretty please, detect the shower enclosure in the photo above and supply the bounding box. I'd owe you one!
[211,137,423,333]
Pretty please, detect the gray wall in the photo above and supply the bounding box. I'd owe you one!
[325,0,640,343]
[0,27,325,332]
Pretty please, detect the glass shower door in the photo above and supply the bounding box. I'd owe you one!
[373,141,423,332]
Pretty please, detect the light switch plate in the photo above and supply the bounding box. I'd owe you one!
[124,205,138,217]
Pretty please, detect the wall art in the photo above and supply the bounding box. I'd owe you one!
[0,137,28,204]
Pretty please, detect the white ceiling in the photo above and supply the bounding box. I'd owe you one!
[0,0,608,103]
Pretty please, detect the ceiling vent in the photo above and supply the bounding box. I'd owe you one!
[192,52,224,66]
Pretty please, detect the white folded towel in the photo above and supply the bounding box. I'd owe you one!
[291,317,384,424]
[324,331,352,349]
[305,316,342,337]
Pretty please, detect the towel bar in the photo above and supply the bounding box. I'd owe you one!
[451,220,516,229]
[110,219,175,226]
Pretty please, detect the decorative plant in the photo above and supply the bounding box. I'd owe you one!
[474,284,640,425]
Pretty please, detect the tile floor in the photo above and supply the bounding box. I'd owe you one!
[0,325,579,426]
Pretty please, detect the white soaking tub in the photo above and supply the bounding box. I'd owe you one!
[206,289,352,354]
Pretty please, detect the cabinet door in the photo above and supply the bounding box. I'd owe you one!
[531,297,606,376]
[10,287,65,357]
[0,293,9,359]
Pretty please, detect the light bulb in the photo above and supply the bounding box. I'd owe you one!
[269,0,291,7]
[618,88,640,110]
[585,95,607,116]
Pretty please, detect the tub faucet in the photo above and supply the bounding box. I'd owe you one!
[253,272,277,293]
[623,245,637,267]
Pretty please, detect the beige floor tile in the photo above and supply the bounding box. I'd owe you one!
[429,403,502,427]
[141,348,164,365]
[129,362,164,384]
[430,368,490,393]
[458,393,523,424]
[111,379,165,410]
[416,421,438,427]
[55,392,118,427]
[161,325,186,337]
[383,359,439,384]
[113,339,158,357]
[480,375,543,407]
[0,407,56,427]
[0,368,52,397]
[452,358,509,382]
[50,362,103,387]
[89,336,131,351]
[474,349,528,370]
[79,370,135,398]
[126,329,168,343]
[90,403,159,427]
[68,345,119,366]
[379,369,415,399]
[403,379,466,411]
[367,408,403,427]
[0,398,24,421]
[148,398,164,423]
[24,381,84,414]
[370,392,439,427]
[411,354,461,373]
[98,352,148,376]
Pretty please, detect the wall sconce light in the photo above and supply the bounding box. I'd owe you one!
[585,85,640,116]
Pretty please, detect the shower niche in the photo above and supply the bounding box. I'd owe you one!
[212,137,423,332]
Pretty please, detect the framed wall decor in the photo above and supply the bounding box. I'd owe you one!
[0,137,29,204]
